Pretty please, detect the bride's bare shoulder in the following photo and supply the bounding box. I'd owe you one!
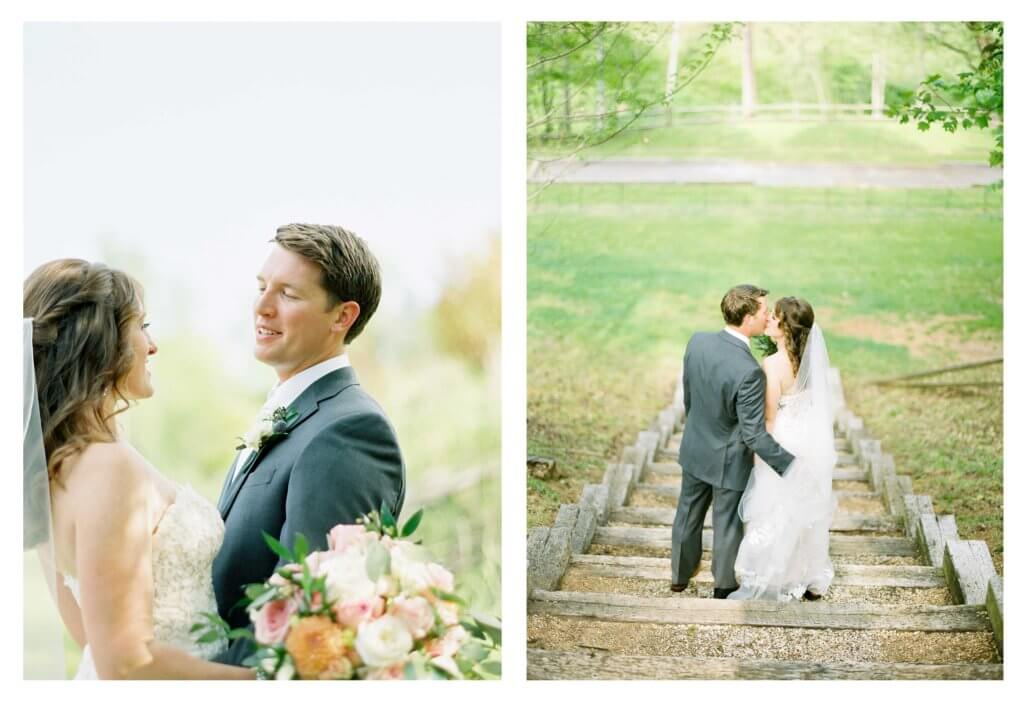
[63,442,146,490]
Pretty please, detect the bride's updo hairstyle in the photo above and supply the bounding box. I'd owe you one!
[24,259,143,484]
[775,297,815,373]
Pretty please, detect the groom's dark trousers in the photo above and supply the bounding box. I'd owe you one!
[670,331,794,590]
[211,367,404,665]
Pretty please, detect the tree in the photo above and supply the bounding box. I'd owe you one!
[890,22,1002,167]
[527,22,737,157]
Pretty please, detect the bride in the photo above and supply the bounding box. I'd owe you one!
[24,259,254,679]
[728,296,838,602]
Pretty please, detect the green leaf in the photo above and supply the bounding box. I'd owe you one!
[459,639,489,662]
[293,533,309,562]
[431,587,467,607]
[366,541,391,581]
[245,583,271,601]
[480,659,502,676]
[228,628,255,640]
[261,531,294,563]
[247,586,279,611]
[917,121,931,132]
[381,502,397,533]
[189,623,204,633]
[469,611,502,645]
[197,630,224,644]
[400,508,424,538]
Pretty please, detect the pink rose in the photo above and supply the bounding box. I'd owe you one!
[251,597,297,645]
[391,596,434,640]
[435,600,460,627]
[327,524,378,554]
[423,625,468,659]
[426,563,455,593]
[333,596,385,629]
[269,562,302,587]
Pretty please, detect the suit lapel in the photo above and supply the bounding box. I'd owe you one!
[216,450,244,512]
[219,367,360,520]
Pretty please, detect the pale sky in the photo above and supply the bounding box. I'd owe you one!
[24,22,500,363]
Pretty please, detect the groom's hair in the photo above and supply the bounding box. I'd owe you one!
[272,223,382,342]
[721,284,768,326]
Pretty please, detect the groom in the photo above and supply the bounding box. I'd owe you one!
[670,284,794,598]
[212,223,405,665]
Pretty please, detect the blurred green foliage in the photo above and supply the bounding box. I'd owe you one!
[528,22,1002,166]
[432,236,501,373]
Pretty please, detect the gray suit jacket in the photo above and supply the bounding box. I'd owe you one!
[678,331,794,491]
[212,366,404,664]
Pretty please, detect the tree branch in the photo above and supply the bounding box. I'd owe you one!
[527,23,609,70]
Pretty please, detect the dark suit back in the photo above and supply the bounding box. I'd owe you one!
[678,331,793,491]
[211,366,404,653]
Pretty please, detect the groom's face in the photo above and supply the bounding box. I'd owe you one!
[747,297,769,335]
[253,245,346,382]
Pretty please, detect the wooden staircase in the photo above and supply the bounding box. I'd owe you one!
[526,369,1003,680]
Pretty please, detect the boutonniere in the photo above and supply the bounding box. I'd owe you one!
[236,406,300,452]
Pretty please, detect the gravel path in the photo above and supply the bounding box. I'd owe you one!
[527,615,1001,665]
[530,158,1002,189]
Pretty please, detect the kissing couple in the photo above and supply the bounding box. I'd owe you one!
[670,284,838,601]
[24,223,406,678]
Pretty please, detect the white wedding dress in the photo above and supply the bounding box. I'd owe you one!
[730,325,838,602]
[63,484,227,679]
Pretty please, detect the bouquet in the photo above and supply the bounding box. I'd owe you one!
[194,506,501,680]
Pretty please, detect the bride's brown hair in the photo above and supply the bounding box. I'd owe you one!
[24,259,143,485]
[775,297,815,374]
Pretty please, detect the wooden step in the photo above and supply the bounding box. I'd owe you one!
[633,483,880,501]
[645,463,868,482]
[661,439,852,453]
[592,526,918,556]
[528,590,992,632]
[527,649,1002,680]
[569,554,946,588]
[608,507,898,532]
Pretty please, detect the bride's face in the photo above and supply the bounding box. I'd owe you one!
[765,307,783,341]
[119,310,158,400]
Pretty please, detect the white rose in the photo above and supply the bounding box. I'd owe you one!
[275,658,296,680]
[355,614,414,668]
[320,549,377,602]
[389,541,433,594]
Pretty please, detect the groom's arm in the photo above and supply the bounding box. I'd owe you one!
[736,366,794,476]
[279,410,405,552]
[216,411,404,668]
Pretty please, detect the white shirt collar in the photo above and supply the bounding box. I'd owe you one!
[724,327,752,349]
[268,353,351,409]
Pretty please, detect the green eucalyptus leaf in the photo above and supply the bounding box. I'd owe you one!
[293,533,309,562]
[261,531,294,563]
[400,508,424,538]
[381,502,397,532]
[366,541,391,581]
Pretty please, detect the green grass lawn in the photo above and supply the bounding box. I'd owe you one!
[531,120,996,165]
[527,182,1003,571]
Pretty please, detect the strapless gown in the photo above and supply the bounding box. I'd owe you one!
[63,484,227,679]
[729,390,838,601]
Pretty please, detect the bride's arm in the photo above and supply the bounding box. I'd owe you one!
[55,572,86,649]
[762,357,782,433]
[73,444,254,680]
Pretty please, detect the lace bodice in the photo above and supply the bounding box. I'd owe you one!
[777,389,812,415]
[63,484,226,678]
